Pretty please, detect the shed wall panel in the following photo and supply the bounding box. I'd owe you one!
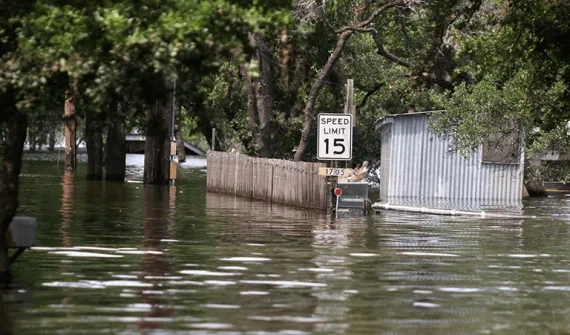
[378,112,523,204]
[389,114,425,198]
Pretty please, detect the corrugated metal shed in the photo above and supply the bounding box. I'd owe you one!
[375,111,524,209]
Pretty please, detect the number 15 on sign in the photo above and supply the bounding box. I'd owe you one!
[317,113,353,160]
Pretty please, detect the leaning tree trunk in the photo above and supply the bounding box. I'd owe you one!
[105,103,126,182]
[293,0,404,161]
[143,99,172,185]
[0,107,28,281]
[294,31,352,162]
[174,104,186,163]
[85,112,104,180]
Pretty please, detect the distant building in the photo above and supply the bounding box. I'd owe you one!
[375,111,524,209]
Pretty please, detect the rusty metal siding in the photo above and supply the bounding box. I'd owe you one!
[378,112,523,203]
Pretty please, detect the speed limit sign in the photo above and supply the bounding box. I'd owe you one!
[317,113,353,160]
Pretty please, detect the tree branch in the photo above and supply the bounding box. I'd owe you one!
[357,82,385,109]
[336,0,406,33]
[371,30,413,68]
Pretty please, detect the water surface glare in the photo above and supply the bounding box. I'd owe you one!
[4,153,570,334]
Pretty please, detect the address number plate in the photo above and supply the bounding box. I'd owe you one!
[318,167,352,177]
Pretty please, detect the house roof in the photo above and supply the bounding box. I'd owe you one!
[374,110,445,130]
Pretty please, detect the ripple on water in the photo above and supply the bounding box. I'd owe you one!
[399,251,460,257]
[298,268,334,273]
[180,270,241,276]
[413,301,441,308]
[203,280,237,286]
[439,287,482,293]
[189,323,234,329]
[42,281,105,289]
[201,304,241,309]
[350,253,379,257]
[239,280,327,288]
[217,266,249,271]
[219,257,272,262]
[49,251,123,258]
[240,291,270,295]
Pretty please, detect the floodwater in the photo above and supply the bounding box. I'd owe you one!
[4,152,570,334]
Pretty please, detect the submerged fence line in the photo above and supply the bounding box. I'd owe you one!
[206,151,327,210]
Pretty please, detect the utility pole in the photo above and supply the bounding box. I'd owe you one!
[169,78,177,186]
[344,79,355,168]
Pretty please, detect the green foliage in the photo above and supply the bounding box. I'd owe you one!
[180,108,209,151]
[428,0,570,168]
[4,0,570,187]
[1,0,292,120]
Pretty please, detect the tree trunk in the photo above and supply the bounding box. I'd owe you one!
[174,104,186,163]
[48,130,56,151]
[0,107,28,281]
[242,69,262,151]
[105,103,126,182]
[29,128,36,152]
[143,99,172,185]
[242,32,275,158]
[294,30,353,162]
[64,89,76,171]
[85,112,103,180]
[37,128,46,150]
[251,32,275,158]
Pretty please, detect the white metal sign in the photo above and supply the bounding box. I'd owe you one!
[317,113,352,160]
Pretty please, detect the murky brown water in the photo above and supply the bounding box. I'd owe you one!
[3,152,570,334]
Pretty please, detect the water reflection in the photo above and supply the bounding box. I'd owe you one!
[138,185,174,332]
[205,192,323,244]
[59,172,74,247]
[0,293,12,335]
[311,220,354,334]
[11,155,570,334]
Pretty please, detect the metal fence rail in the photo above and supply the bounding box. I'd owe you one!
[206,151,327,210]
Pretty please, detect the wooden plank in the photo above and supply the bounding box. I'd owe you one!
[170,161,177,180]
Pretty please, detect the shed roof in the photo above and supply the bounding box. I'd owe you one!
[374,110,445,130]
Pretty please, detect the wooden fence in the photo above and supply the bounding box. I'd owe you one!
[206,151,327,210]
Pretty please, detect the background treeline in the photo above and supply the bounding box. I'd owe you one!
[2,0,570,174]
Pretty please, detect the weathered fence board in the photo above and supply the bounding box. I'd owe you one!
[207,151,327,210]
